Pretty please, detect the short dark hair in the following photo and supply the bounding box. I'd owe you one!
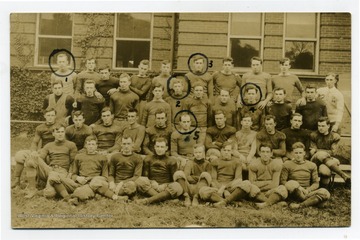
[101,107,112,114]
[53,123,66,131]
[120,73,131,80]
[85,57,96,63]
[259,143,273,152]
[153,82,164,91]
[264,115,276,123]
[154,137,168,146]
[84,80,96,86]
[72,110,84,118]
[318,116,331,125]
[121,134,133,142]
[279,58,291,65]
[193,55,205,62]
[155,108,167,117]
[290,113,303,120]
[214,110,225,116]
[98,65,110,71]
[305,84,317,91]
[44,107,56,115]
[140,59,149,66]
[161,60,171,65]
[52,79,63,87]
[251,56,263,64]
[127,108,138,115]
[85,135,98,143]
[292,142,305,150]
[223,57,233,63]
[273,87,286,94]
[245,85,258,93]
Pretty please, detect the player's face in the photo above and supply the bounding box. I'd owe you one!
[119,77,131,91]
[215,113,226,128]
[293,147,306,163]
[173,83,183,95]
[241,117,253,129]
[305,88,316,101]
[193,59,204,72]
[85,59,96,71]
[161,63,171,75]
[84,83,96,97]
[318,121,330,134]
[246,89,257,103]
[265,119,276,133]
[99,69,110,80]
[153,87,164,99]
[155,113,167,127]
[121,138,133,155]
[138,64,149,76]
[251,60,262,74]
[101,111,114,126]
[57,56,69,70]
[53,127,65,141]
[220,90,230,104]
[325,75,336,88]
[127,112,138,125]
[52,83,63,96]
[290,116,303,129]
[193,146,205,160]
[194,86,204,99]
[259,146,272,163]
[73,115,85,128]
[280,61,291,73]
[180,115,191,131]
[221,145,233,160]
[222,61,233,72]
[85,140,97,154]
[44,111,56,124]
[273,90,285,103]
[154,141,168,156]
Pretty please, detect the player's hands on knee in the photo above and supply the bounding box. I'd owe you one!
[109,181,116,191]
[76,176,87,185]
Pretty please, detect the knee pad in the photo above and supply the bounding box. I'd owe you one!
[123,181,137,195]
[325,157,340,168]
[284,180,300,192]
[47,171,61,185]
[199,172,212,185]
[89,176,107,191]
[319,164,332,177]
[43,186,57,198]
[238,180,252,193]
[135,177,151,193]
[173,170,186,182]
[15,150,31,164]
[274,185,288,199]
[166,182,183,198]
[314,188,331,201]
[311,151,331,165]
[198,186,216,200]
[73,185,95,201]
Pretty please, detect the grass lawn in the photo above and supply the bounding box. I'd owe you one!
[9,135,351,229]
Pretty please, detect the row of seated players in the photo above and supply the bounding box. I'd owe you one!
[12,107,350,207]
[14,125,331,210]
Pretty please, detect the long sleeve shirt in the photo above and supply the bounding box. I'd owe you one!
[70,152,108,180]
[142,154,178,184]
[109,90,139,121]
[317,87,344,124]
[205,125,236,150]
[108,153,143,183]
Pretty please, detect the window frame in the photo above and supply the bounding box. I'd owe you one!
[112,13,154,71]
[282,13,320,75]
[34,13,74,67]
[227,13,265,72]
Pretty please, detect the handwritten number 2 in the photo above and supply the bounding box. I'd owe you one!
[176,101,181,107]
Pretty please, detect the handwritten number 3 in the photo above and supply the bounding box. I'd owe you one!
[208,60,213,68]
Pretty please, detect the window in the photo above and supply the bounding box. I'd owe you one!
[228,13,264,68]
[36,13,73,66]
[284,13,319,72]
[114,13,152,69]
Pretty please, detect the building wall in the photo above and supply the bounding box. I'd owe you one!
[174,12,351,76]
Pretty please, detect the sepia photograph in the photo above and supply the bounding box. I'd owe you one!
[9,11,352,230]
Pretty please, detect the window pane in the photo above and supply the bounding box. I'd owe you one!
[39,13,73,36]
[230,38,260,68]
[38,38,72,65]
[286,13,316,38]
[117,13,151,38]
[230,13,262,36]
[285,41,315,70]
[116,40,150,68]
